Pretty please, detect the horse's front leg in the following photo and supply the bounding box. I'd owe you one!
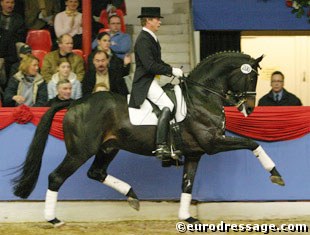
[179,155,202,224]
[208,135,285,186]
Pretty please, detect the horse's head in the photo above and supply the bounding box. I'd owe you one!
[186,52,263,117]
[225,54,264,116]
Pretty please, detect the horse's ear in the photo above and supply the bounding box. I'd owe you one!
[255,54,264,63]
[254,54,264,68]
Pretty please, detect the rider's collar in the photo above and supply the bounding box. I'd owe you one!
[143,27,158,42]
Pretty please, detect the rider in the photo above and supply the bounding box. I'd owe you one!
[128,7,183,165]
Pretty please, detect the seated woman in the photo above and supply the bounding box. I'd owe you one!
[87,31,131,77]
[54,0,82,49]
[3,54,47,107]
[47,58,81,100]
[45,79,73,106]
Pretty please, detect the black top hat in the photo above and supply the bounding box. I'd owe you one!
[137,7,163,18]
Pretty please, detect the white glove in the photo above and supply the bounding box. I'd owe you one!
[172,68,183,77]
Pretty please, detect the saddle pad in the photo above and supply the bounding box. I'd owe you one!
[128,85,187,125]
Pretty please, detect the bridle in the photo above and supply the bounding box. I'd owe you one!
[179,66,259,108]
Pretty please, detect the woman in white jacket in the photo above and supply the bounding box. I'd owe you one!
[48,58,82,100]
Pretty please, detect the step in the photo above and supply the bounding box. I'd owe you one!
[174,2,190,14]
[161,13,189,25]
[132,24,188,35]
[161,42,189,53]
[162,52,190,64]
[133,12,189,27]
[132,34,189,43]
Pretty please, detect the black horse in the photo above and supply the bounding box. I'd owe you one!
[12,52,284,227]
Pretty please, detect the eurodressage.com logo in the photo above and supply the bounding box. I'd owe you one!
[175,221,309,234]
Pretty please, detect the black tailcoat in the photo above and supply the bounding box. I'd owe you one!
[129,30,172,108]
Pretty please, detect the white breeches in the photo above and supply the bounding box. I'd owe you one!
[147,79,174,112]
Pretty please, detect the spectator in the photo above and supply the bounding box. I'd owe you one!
[82,50,128,96]
[92,0,124,18]
[92,14,131,60]
[24,0,60,47]
[9,43,32,77]
[0,0,26,42]
[258,71,302,106]
[47,58,81,100]
[0,27,18,83]
[88,31,130,77]
[41,33,85,82]
[45,78,73,106]
[3,54,47,107]
[54,0,82,49]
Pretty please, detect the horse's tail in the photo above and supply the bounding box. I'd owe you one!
[12,101,72,199]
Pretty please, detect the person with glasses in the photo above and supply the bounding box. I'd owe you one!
[258,71,302,106]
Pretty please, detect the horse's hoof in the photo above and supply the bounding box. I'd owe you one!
[270,175,285,186]
[184,217,201,224]
[127,197,140,211]
[48,218,66,228]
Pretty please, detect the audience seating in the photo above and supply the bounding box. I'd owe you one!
[72,49,87,63]
[72,49,84,58]
[31,50,47,68]
[26,30,52,52]
[98,28,110,33]
[99,9,126,33]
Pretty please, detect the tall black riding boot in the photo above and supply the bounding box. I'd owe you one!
[154,107,171,161]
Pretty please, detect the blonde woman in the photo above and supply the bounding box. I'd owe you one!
[3,54,47,107]
[47,58,81,100]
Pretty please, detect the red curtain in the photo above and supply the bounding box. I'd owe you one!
[0,106,309,141]
[0,106,66,140]
[225,106,310,141]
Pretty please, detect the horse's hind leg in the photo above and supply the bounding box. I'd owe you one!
[87,149,140,211]
[45,153,91,227]
[179,156,202,224]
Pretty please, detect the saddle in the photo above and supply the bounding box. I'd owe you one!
[127,84,187,158]
[127,84,186,125]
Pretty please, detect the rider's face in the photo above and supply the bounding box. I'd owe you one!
[147,17,161,32]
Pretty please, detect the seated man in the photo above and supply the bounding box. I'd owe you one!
[82,50,128,96]
[92,14,131,60]
[41,34,85,82]
[45,78,73,106]
[258,71,302,106]
[0,0,26,42]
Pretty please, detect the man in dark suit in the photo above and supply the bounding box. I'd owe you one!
[129,7,183,165]
[82,50,128,96]
[0,0,26,42]
[258,71,302,106]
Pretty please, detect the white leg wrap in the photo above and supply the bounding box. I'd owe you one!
[103,175,131,195]
[178,193,192,220]
[44,189,58,221]
[253,146,275,171]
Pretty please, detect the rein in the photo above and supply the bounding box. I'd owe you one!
[180,76,237,106]
[179,67,258,108]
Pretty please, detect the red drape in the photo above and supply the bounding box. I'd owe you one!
[225,106,310,141]
[0,106,309,141]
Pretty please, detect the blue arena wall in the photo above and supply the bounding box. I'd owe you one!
[1,123,310,201]
[192,0,310,30]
